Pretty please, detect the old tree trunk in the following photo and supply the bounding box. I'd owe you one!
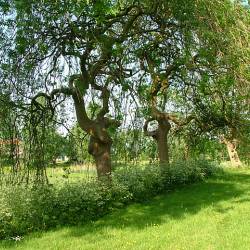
[224,139,241,167]
[142,51,195,166]
[73,86,120,179]
[220,126,242,167]
[156,119,171,164]
[87,121,113,178]
[144,117,171,165]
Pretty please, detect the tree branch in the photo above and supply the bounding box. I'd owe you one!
[97,86,110,119]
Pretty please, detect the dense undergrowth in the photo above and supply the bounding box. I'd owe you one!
[0,159,219,239]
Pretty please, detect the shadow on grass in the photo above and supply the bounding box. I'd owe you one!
[65,171,250,239]
[1,170,250,248]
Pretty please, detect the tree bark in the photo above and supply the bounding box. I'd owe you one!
[144,118,171,165]
[88,132,112,178]
[156,119,171,164]
[220,135,242,167]
[225,139,242,167]
[72,89,118,179]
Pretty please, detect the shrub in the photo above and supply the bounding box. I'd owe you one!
[0,159,219,239]
[113,165,165,201]
[165,159,218,186]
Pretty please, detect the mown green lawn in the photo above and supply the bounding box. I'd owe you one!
[0,168,250,250]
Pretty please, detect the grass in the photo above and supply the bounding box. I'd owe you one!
[1,161,152,185]
[0,168,250,250]
[0,163,97,185]
[46,163,97,183]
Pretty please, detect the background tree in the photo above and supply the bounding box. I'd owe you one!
[0,93,21,177]
[129,0,250,166]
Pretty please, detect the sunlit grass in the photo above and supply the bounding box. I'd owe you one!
[46,163,97,183]
[0,162,153,184]
[0,163,97,184]
[0,168,249,250]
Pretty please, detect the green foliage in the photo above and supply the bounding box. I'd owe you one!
[112,129,158,163]
[167,159,221,185]
[68,124,93,164]
[1,168,249,250]
[0,94,20,167]
[114,165,165,201]
[1,0,249,174]
[45,132,70,164]
[0,160,219,239]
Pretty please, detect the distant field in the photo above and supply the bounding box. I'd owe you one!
[0,168,249,250]
[0,161,151,184]
[0,163,97,185]
[46,163,97,183]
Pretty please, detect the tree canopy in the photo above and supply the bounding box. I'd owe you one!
[0,0,249,179]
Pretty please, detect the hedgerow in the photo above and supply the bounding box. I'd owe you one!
[0,159,220,239]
